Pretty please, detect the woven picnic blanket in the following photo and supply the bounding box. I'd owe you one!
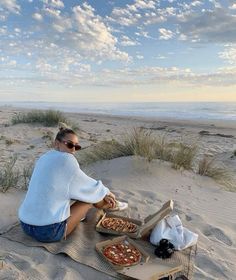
[1,208,196,279]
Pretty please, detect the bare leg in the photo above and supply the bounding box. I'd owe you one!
[66,201,92,236]
[93,200,111,209]
[65,198,112,237]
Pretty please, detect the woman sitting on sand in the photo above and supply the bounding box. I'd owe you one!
[18,126,119,243]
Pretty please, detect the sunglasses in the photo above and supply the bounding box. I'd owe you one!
[61,140,81,151]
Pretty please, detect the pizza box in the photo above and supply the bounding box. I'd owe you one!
[96,235,182,280]
[120,258,182,280]
[96,200,174,239]
[96,235,150,271]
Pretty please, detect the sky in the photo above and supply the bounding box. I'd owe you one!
[0,0,236,103]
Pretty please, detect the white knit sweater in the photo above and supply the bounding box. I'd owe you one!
[18,150,110,226]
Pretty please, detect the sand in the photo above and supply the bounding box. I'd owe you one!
[0,106,235,280]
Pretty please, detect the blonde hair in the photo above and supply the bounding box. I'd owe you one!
[55,123,77,141]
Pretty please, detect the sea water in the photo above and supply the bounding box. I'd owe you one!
[1,101,236,121]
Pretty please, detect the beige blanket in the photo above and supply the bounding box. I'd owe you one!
[1,208,196,279]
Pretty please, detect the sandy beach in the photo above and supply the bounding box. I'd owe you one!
[0,106,235,280]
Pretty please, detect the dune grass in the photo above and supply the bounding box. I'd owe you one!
[171,142,197,170]
[198,155,234,190]
[79,128,197,171]
[154,135,173,162]
[121,128,157,162]
[0,155,34,192]
[0,155,20,193]
[11,109,70,127]
[21,163,33,190]
[77,139,127,166]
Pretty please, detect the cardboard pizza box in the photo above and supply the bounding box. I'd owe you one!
[120,258,182,280]
[96,236,150,271]
[96,235,182,280]
[96,200,174,239]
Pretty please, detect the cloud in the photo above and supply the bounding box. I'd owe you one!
[0,56,17,68]
[77,65,236,88]
[177,8,236,43]
[70,3,129,61]
[109,7,139,26]
[155,55,167,59]
[43,7,61,18]
[133,0,155,10]
[208,0,222,9]
[2,0,236,95]
[159,28,174,40]
[9,2,129,63]
[191,1,202,7]
[0,0,20,14]
[120,35,138,46]
[108,0,160,26]
[0,27,7,35]
[49,0,64,9]
[32,13,43,21]
[229,4,236,10]
[0,2,130,88]
[41,0,64,9]
[219,44,236,65]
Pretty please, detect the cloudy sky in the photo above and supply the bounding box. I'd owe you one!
[1,0,236,102]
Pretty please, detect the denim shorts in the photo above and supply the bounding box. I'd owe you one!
[20,220,67,243]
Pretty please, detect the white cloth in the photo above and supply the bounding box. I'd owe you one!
[18,150,110,226]
[150,215,198,250]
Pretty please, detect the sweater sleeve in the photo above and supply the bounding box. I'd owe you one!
[69,158,110,203]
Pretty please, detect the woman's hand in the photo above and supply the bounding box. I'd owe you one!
[93,192,116,209]
[103,194,116,209]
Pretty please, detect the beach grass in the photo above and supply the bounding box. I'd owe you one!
[198,155,234,190]
[171,142,197,170]
[78,139,127,166]
[11,109,69,127]
[0,155,20,193]
[121,128,157,162]
[78,128,159,165]
[154,135,173,162]
[5,138,15,145]
[78,128,198,171]
[21,163,33,190]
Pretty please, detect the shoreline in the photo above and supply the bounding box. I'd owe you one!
[1,105,236,130]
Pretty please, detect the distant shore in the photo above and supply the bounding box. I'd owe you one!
[1,105,236,129]
[1,100,236,123]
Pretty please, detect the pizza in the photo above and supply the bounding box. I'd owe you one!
[102,240,142,266]
[101,217,138,233]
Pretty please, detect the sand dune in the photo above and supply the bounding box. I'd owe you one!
[0,107,235,279]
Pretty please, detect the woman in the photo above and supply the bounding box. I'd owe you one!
[18,127,118,243]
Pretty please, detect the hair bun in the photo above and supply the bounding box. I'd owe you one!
[58,122,70,131]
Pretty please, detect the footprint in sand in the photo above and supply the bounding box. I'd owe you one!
[6,254,31,271]
[184,213,203,223]
[203,225,232,246]
[195,253,228,280]
[185,214,192,222]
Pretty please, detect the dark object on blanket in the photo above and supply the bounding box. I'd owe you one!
[154,238,175,259]
[160,275,189,280]
[175,276,189,280]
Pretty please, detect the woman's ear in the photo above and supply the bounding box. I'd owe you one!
[54,139,60,150]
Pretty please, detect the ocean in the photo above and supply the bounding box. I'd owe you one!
[1,101,236,121]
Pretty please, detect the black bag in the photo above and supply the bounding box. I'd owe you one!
[154,238,175,259]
